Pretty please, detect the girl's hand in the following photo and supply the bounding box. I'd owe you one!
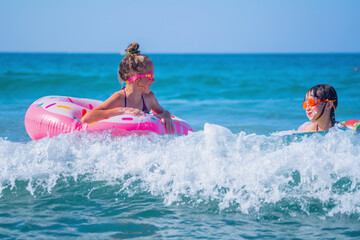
[154,111,175,133]
[162,117,175,134]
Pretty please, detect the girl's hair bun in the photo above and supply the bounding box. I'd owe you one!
[119,42,152,82]
[126,42,140,54]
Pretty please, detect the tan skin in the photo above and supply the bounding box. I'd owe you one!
[81,64,175,133]
[299,93,335,132]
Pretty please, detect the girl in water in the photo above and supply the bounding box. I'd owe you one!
[81,42,174,133]
[298,84,338,132]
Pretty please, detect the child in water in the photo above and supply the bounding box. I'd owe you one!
[298,84,338,132]
[81,42,174,133]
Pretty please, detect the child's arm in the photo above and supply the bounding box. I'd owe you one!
[146,92,175,133]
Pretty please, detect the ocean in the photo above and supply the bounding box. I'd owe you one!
[1,53,360,239]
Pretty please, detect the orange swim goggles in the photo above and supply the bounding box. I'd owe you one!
[302,98,336,109]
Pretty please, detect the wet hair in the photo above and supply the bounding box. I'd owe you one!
[306,84,338,126]
[118,42,153,82]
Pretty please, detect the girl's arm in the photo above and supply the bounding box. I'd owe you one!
[146,92,175,133]
[81,92,144,124]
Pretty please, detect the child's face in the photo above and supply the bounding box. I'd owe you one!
[303,92,326,121]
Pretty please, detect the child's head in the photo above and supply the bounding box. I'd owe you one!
[303,84,337,125]
[118,42,154,83]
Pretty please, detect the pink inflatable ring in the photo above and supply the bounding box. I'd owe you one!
[25,96,193,140]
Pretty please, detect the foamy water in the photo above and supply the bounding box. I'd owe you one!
[2,124,359,218]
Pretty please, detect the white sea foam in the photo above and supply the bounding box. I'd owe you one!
[1,124,360,216]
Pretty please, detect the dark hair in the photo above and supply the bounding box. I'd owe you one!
[306,84,338,126]
[118,42,153,82]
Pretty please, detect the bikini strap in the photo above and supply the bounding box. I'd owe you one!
[141,95,150,114]
[123,88,127,107]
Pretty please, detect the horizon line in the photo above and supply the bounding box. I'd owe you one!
[1,51,360,55]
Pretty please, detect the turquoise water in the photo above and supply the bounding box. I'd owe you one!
[1,53,360,239]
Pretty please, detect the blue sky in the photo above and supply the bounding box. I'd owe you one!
[1,0,359,53]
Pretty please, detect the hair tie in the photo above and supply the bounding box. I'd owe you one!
[120,50,139,56]
[128,50,139,54]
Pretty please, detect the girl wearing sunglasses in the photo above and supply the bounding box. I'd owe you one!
[81,42,175,133]
[298,84,338,132]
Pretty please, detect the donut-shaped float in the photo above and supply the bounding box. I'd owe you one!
[25,96,193,140]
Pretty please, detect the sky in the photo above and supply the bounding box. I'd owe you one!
[0,0,359,54]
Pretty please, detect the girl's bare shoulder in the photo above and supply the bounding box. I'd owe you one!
[297,121,317,133]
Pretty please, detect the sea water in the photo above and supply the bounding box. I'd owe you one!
[0,53,360,239]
